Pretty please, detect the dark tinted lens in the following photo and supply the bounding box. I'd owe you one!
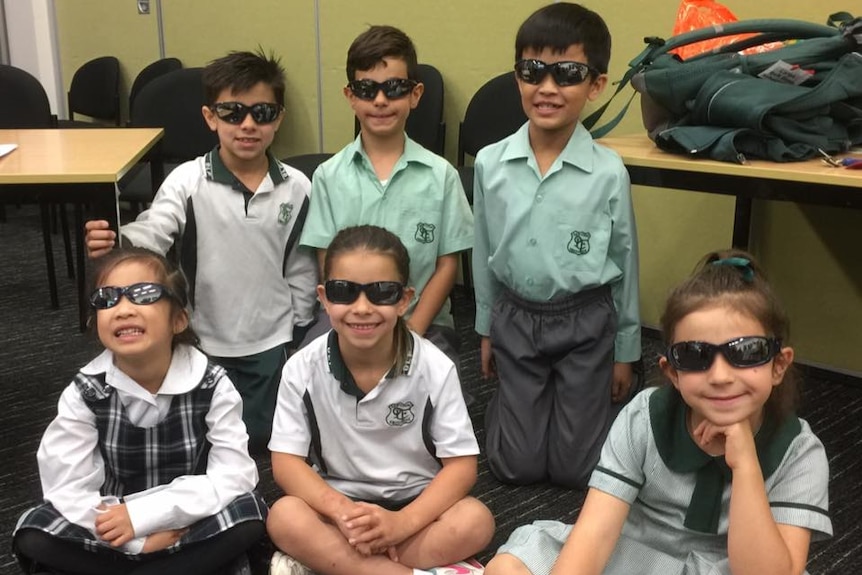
[348,79,416,100]
[514,60,546,84]
[551,61,591,86]
[725,337,775,367]
[365,281,404,305]
[325,280,360,304]
[89,286,122,309]
[125,283,167,305]
[669,341,715,371]
[212,102,281,124]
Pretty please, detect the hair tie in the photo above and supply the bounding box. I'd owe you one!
[712,257,754,282]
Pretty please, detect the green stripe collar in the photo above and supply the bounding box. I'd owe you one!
[649,386,802,533]
[204,146,287,190]
[326,331,414,399]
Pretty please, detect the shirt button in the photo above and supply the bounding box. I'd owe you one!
[536,195,543,203]
[526,277,534,286]
[529,238,537,246]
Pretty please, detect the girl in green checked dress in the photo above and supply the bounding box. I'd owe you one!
[485,249,832,575]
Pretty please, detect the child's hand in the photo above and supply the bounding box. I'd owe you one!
[480,337,496,379]
[692,419,757,470]
[342,502,409,554]
[85,220,116,259]
[611,362,633,403]
[142,528,187,553]
[94,503,135,547]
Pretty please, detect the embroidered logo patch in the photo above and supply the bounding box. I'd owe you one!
[386,401,415,426]
[567,231,591,255]
[278,202,294,225]
[414,223,435,244]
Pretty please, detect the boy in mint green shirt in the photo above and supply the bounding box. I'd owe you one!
[300,25,473,365]
[472,3,641,489]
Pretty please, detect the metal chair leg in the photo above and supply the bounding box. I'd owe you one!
[39,202,60,309]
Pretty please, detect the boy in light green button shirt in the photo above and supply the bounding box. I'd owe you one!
[300,25,473,370]
[472,3,641,489]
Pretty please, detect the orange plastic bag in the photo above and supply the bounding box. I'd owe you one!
[670,0,782,59]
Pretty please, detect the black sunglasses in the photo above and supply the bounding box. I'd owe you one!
[666,336,781,372]
[210,101,282,125]
[89,283,173,310]
[347,78,418,101]
[514,59,598,87]
[324,280,405,305]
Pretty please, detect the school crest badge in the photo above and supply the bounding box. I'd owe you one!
[386,401,415,427]
[278,202,294,225]
[567,231,591,255]
[414,223,435,244]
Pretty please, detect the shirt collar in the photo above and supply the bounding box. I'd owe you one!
[649,386,802,533]
[326,330,415,400]
[80,345,208,399]
[499,121,594,173]
[204,146,287,189]
[347,133,434,172]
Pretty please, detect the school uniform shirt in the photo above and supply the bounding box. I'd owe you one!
[25,345,260,554]
[299,134,474,329]
[472,122,640,362]
[121,148,318,357]
[269,330,479,501]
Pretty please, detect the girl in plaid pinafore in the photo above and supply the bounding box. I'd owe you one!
[13,248,266,575]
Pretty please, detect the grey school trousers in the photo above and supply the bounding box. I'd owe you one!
[485,285,616,489]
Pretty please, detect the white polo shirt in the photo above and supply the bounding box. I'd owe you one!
[270,330,479,501]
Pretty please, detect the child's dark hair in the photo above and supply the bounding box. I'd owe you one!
[346,25,419,82]
[661,249,799,422]
[515,2,612,75]
[324,225,412,373]
[203,48,286,106]
[90,248,199,349]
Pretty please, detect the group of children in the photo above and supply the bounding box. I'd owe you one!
[12,3,832,575]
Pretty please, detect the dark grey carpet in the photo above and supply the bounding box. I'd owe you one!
[1,205,859,573]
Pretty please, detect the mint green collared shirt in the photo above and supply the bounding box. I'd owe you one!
[300,135,474,328]
[472,122,640,361]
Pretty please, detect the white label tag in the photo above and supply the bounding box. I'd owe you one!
[757,60,813,85]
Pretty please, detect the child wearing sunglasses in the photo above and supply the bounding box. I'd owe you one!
[84,49,318,453]
[484,250,832,575]
[13,248,267,575]
[472,2,640,489]
[267,225,494,575]
[299,26,473,391]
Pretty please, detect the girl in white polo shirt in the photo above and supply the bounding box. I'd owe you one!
[267,225,494,575]
[13,248,266,575]
[486,250,832,575]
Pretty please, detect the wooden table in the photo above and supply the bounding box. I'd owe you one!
[0,128,163,328]
[598,134,862,248]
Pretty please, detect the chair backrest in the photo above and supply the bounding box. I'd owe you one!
[130,67,218,163]
[352,63,446,155]
[282,153,334,181]
[458,71,527,165]
[129,57,182,119]
[67,56,121,125]
[406,63,445,155]
[0,65,55,128]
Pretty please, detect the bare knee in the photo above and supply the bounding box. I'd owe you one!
[485,552,532,575]
[266,495,315,547]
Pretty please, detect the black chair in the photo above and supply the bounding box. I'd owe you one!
[128,57,182,122]
[60,56,121,127]
[119,68,218,214]
[457,71,527,287]
[353,63,446,155]
[282,153,334,181]
[0,64,72,309]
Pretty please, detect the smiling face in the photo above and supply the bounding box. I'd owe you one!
[202,81,283,173]
[95,261,187,377]
[660,305,793,432]
[517,44,606,142]
[344,56,422,141]
[318,249,413,360]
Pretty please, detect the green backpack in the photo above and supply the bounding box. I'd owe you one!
[586,14,862,163]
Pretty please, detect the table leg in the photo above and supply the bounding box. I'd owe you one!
[732,197,752,250]
[39,202,59,309]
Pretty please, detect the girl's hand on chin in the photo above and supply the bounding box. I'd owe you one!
[693,419,758,470]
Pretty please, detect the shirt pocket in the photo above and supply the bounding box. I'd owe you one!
[552,211,612,284]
